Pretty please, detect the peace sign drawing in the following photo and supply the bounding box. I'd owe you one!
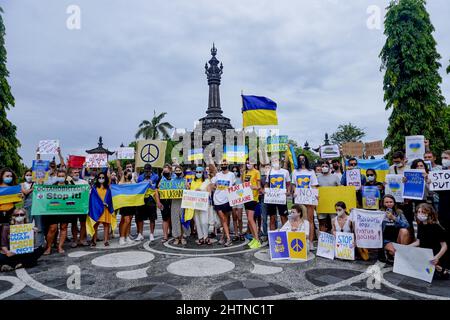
[140,143,160,164]
[290,238,304,252]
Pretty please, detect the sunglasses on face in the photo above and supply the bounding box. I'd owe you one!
[196,171,203,174]
[14,213,25,217]
[367,174,375,177]
[349,163,357,166]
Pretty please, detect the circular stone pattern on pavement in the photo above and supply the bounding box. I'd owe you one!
[167,257,235,277]
[91,251,155,268]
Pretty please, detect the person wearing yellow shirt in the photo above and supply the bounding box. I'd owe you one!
[243,160,262,249]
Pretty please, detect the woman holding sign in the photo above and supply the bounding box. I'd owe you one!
[243,161,262,249]
[0,168,21,226]
[189,167,212,245]
[231,165,244,241]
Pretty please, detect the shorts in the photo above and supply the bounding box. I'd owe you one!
[120,206,136,217]
[160,199,171,222]
[214,202,232,214]
[318,213,337,220]
[244,201,258,212]
[267,204,288,217]
[136,205,157,222]
[44,214,74,225]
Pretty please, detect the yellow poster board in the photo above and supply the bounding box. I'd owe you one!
[317,186,357,214]
[287,231,307,260]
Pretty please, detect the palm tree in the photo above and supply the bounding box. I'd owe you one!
[135,110,174,140]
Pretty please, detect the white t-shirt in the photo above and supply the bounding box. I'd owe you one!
[211,172,236,205]
[267,168,291,189]
[291,169,318,188]
[280,220,310,239]
[73,178,89,185]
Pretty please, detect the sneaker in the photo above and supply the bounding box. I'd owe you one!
[224,239,233,247]
[119,238,127,246]
[181,238,187,245]
[1,265,14,272]
[248,238,256,248]
[150,234,155,242]
[250,240,262,249]
[126,237,135,244]
[135,234,144,241]
[219,238,225,245]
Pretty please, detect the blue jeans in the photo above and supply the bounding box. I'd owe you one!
[259,200,268,236]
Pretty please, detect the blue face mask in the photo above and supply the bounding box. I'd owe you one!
[3,177,13,184]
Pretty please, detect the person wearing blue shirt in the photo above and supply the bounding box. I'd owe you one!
[135,164,159,242]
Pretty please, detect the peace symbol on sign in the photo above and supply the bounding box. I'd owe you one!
[140,144,160,163]
[290,239,304,252]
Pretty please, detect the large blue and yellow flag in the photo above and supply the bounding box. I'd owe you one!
[0,185,22,205]
[347,159,390,182]
[110,182,151,210]
[87,187,115,236]
[242,95,278,128]
[285,144,298,171]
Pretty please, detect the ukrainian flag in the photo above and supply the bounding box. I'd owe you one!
[0,185,22,205]
[87,187,115,236]
[242,95,278,128]
[347,159,390,182]
[110,182,150,210]
[188,149,203,161]
[285,144,298,170]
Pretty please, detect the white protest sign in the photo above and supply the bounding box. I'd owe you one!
[385,174,404,203]
[393,244,435,283]
[85,153,108,168]
[294,188,318,205]
[429,170,450,191]
[38,140,59,155]
[10,223,34,254]
[227,182,253,206]
[264,188,287,205]
[181,190,209,211]
[320,144,340,159]
[117,147,135,160]
[335,232,355,260]
[316,232,335,260]
[405,135,425,162]
[346,169,361,190]
[353,209,384,249]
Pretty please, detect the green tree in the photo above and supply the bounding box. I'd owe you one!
[380,0,450,159]
[0,7,22,175]
[287,139,319,163]
[135,110,173,140]
[330,123,366,145]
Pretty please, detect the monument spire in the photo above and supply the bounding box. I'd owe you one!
[205,43,224,115]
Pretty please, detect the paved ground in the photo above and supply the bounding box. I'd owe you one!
[1,214,449,300]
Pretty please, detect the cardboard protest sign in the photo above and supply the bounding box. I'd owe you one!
[353,209,384,248]
[317,186,357,214]
[31,160,50,184]
[294,188,318,205]
[117,147,135,160]
[364,140,384,156]
[181,190,209,211]
[320,144,340,159]
[31,185,90,215]
[317,232,335,260]
[346,169,362,190]
[268,231,290,260]
[68,155,85,169]
[38,140,59,155]
[287,231,308,260]
[393,244,435,283]
[135,140,167,168]
[264,188,287,205]
[85,153,108,168]
[362,186,380,210]
[335,232,355,260]
[10,223,34,254]
[267,135,288,153]
[227,182,253,206]
[403,169,425,200]
[429,170,450,191]
[158,179,186,199]
[385,174,404,203]
[405,135,425,162]
[342,142,364,157]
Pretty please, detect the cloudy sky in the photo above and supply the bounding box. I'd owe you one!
[3,0,450,165]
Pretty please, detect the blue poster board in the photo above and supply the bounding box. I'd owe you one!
[403,170,425,200]
[268,231,289,260]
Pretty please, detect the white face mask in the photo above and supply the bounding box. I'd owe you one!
[98,178,105,184]
[72,175,80,181]
[272,163,280,170]
[442,159,450,168]
[321,167,329,174]
[367,176,375,182]
[25,176,33,183]
[14,216,25,223]
[233,172,239,177]
[417,213,428,222]
[56,177,65,183]
[337,209,345,216]
[195,173,203,179]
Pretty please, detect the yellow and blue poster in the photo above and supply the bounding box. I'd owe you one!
[269,174,286,189]
[10,223,34,254]
[362,186,380,210]
[287,231,308,260]
[294,175,311,189]
[268,231,289,260]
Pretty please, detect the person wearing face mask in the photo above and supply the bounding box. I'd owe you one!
[410,203,449,279]
[0,209,45,272]
[291,154,317,250]
[66,168,89,248]
[230,165,244,242]
[117,167,138,246]
[317,162,341,233]
[380,195,410,264]
[265,156,291,233]
[331,159,343,180]
[362,169,384,210]
[243,161,262,249]
[258,164,271,239]
[156,164,174,242]
[389,151,408,174]
[331,202,352,235]
[206,164,220,240]
[0,168,21,227]
[167,166,188,245]
[279,205,310,250]
[210,160,236,247]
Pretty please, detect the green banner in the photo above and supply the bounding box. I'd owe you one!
[31,184,90,215]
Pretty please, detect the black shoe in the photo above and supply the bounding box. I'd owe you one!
[377,249,387,263]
